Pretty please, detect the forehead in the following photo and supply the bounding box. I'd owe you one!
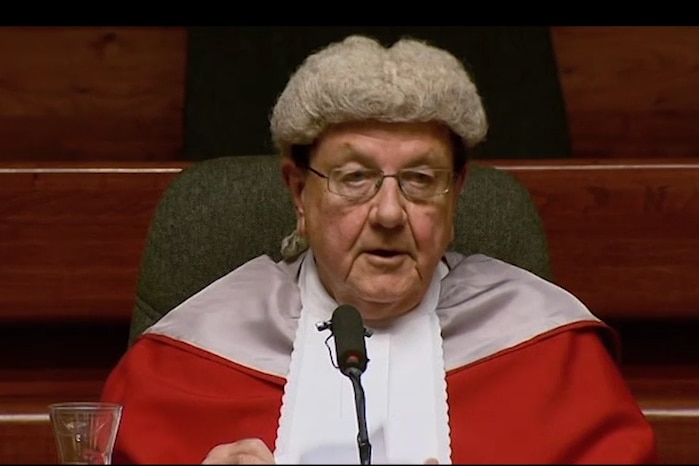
[312,121,454,166]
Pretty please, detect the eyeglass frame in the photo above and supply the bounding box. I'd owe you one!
[306,165,456,202]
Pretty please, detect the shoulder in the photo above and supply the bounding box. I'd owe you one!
[141,253,304,377]
[439,252,613,370]
[149,253,303,325]
[443,252,570,293]
[441,252,593,318]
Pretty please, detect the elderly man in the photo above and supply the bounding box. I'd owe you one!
[101,35,656,464]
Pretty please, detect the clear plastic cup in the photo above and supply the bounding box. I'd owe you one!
[48,402,122,465]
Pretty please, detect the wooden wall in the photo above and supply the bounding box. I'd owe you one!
[0,26,698,161]
[551,26,699,158]
[0,27,187,162]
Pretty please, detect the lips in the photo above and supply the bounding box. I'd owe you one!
[366,249,406,257]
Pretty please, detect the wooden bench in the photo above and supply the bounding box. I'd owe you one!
[1,159,698,463]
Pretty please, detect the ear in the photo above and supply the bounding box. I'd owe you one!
[453,162,470,195]
[449,162,470,244]
[281,157,307,234]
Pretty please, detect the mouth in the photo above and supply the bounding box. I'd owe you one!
[361,249,411,271]
[365,249,407,258]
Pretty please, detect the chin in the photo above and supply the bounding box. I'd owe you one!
[340,275,423,315]
[358,284,411,304]
[358,305,413,327]
[354,288,421,319]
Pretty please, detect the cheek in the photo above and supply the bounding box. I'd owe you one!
[409,205,454,251]
[305,197,366,250]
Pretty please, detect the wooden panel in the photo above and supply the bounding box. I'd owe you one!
[0,419,56,464]
[0,366,109,464]
[651,416,699,465]
[0,27,187,161]
[625,364,699,464]
[504,160,699,320]
[0,321,127,464]
[551,26,699,158]
[0,164,180,322]
[1,158,698,322]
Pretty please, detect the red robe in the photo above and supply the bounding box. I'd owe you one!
[102,321,656,464]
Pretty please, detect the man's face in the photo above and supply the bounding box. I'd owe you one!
[283,121,465,326]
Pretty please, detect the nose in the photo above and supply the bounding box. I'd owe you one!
[368,176,407,229]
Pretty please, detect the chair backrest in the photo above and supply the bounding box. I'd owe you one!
[128,155,551,345]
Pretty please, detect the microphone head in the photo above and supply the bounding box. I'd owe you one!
[331,304,369,375]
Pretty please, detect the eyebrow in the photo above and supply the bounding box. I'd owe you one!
[335,145,447,167]
[334,147,375,165]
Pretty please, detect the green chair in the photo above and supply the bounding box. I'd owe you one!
[128,155,551,346]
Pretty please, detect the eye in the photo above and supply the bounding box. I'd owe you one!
[401,169,437,186]
[336,169,375,185]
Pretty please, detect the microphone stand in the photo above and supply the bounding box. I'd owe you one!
[346,367,372,465]
[317,308,373,465]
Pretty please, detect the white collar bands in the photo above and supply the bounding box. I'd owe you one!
[274,251,451,464]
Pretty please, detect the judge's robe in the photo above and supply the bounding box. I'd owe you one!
[101,252,657,464]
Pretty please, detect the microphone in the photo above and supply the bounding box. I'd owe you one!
[331,304,369,376]
[318,304,373,465]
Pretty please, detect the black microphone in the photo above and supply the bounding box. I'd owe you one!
[325,304,372,465]
[331,304,369,376]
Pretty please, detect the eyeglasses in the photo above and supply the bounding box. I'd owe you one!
[308,166,455,202]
